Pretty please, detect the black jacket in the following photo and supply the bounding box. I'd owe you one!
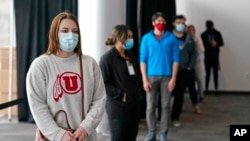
[201,29,224,57]
[99,47,143,103]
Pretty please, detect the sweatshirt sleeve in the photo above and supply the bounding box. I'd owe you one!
[26,58,66,141]
[80,59,106,135]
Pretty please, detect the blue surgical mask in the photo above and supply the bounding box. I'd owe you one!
[123,39,134,50]
[59,33,79,52]
[175,24,185,33]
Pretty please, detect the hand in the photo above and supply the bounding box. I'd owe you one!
[168,78,176,93]
[143,79,152,92]
[211,40,217,47]
[73,127,88,141]
[122,93,126,103]
[61,131,77,141]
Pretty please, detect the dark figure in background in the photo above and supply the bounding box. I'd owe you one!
[99,25,142,141]
[201,20,224,93]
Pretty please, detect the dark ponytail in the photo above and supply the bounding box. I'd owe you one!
[105,37,116,47]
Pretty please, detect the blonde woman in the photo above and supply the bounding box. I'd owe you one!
[187,25,205,101]
[26,12,106,141]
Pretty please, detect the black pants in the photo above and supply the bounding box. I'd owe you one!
[106,100,140,141]
[204,56,219,91]
[171,69,198,121]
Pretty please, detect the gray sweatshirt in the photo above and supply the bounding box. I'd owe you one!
[26,53,106,141]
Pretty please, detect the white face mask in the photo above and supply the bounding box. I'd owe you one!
[175,24,185,33]
[59,32,79,52]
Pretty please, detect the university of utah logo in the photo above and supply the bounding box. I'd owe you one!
[53,72,82,102]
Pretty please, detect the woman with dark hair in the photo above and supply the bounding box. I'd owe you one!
[26,12,106,141]
[99,25,142,141]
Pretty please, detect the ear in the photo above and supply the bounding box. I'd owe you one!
[172,21,176,26]
[152,21,155,26]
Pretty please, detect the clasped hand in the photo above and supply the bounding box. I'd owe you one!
[61,127,88,141]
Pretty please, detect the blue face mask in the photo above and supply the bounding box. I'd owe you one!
[175,24,185,33]
[59,33,79,52]
[123,39,134,50]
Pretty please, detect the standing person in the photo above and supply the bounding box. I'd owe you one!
[140,12,180,141]
[201,20,224,94]
[187,25,205,101]
[99,25,142,141]
[26,12,106,141]
[171,15,200,127]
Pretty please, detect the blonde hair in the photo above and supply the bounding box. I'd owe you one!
[46,11,82,56]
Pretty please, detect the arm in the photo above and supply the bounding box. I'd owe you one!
[188,39,197,69]
[139,36,151,92]
[217,31,224,47]
[139,35,149,82]
[26,58,66,141]
[201,33,209,49]
[168,38,180,92]
[195,35,205,53]
[80,60,106,135]
[168,62,178,92]
[171,62,178,81]
[99,55,124,100]
[140,63,152,92]
[132,53,145,99]
[140,63,148,82]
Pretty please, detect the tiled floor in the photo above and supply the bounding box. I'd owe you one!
[1,94,250,141]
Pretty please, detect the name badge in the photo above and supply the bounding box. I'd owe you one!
[126,61,135,75]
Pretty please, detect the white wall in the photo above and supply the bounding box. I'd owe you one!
[176,0,250,91]
[78,0,126,62]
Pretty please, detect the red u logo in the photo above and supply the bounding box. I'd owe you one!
[53,72,82,102]
[60,72,81,94]
[63,76,78,91]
